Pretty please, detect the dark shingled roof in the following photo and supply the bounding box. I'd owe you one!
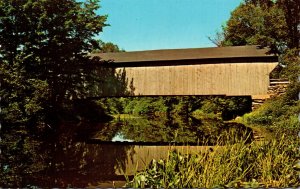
[91,45,276,63]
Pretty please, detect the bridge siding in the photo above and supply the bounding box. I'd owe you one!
[117,62,277,96]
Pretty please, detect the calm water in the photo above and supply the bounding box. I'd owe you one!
[24,116,253,187]
[89,116,253,145]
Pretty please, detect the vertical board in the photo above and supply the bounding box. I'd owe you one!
[119,62,276,96]
[188,66,196,95]
[182,66,188,95]
[196,65,203,95]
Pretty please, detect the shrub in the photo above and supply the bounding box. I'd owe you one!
[126,135,300,188]
[243,93,300,128]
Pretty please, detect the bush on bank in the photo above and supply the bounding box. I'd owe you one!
[242,83,300,129]
[126,136,300,188]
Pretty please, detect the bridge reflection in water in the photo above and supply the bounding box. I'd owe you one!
[28,117,253,187]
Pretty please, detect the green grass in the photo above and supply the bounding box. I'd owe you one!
[191,109,222,120]
[240,96,300,129]
[125,135,300,188]
[112,114,143,120]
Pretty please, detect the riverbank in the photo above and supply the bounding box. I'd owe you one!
[121,91,300,188]
[125,134,300,188]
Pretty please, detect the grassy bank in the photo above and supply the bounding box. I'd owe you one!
[125,83,300,188]
[126,135,300,188]
[235,83,300,141]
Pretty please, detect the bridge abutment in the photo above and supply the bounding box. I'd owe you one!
[251,79,289,110]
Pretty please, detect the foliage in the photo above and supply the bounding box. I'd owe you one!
[242,73,300,130]
[276,0,300,50]
[243,95,300,128]
[103,96,252,121]
[122,97,169,115]
[216,0,300,130]
[0,0,128,187]
[195,96,252,120]
[0,0,108,103]
[0,132,46,186]
[220,0,299,53]
[91,39,125,53]
[218,0,299,80]
[0,59,49,130]
[279,48,300,82]
[126,136,300,188]
[0,0,110,126]
[107,116,253,145]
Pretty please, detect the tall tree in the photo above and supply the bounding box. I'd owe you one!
[277,0,300,49]
[221,0,289,53]
[217,0,300,81]
[0,0,127,186]
[220,0,300,52]
[0,0,112,127]
[0,0,108,103]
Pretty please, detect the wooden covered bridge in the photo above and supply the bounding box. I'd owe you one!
[94,45,278,100]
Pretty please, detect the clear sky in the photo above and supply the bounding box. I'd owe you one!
[97,0,242,51]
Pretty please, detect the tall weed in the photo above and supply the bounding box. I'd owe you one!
[126,135,300,188]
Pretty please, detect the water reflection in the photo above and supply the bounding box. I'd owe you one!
[25,116,253,187]
[26,123,134,187]
[91,116,253,145]
[112,133,134,142]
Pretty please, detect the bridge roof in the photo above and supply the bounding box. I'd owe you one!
[92,45,277,64]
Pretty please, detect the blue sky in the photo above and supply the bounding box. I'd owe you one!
[97,0,242,51]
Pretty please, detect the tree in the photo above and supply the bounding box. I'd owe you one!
[91,40,125,53]
[0,0,130,128]
[218,0,299,79]
[0,0,126,186]
[220,0,300,52]
[277,0,300,49]
[221,0,289,53]
[218,0,300,130]
[1,0,108,102]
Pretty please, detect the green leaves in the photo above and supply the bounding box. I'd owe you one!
[0,0,111,112]
[0,1,115,185]
[127,137,300,188]
[222,1,289,53]
[219,0,299,132]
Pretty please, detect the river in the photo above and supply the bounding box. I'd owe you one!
[24,116,253,187]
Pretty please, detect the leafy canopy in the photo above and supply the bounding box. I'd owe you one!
[214,0,299,55]
[0,1,122,185]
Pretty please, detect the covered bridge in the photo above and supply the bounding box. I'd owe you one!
[94,45,278,99]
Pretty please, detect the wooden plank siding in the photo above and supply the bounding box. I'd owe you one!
[92,46,278,98]
[116,62,277,97]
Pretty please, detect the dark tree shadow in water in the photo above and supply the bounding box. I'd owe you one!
[26,122,134,187]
